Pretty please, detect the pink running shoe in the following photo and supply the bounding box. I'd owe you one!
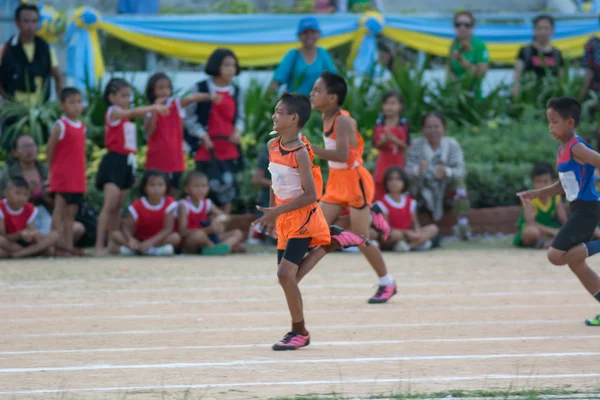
[370,209,390,241]
[368,283,397,304]
[272,331,311,350]
[330,225,369,249]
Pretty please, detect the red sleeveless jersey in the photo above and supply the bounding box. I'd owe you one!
[0,199,37,234]
[146,98,186,173]
[375,194,415,230]
[180,196,212,230]
[50,117,87,193]
[105,105,137,155]
[128,196,177,240]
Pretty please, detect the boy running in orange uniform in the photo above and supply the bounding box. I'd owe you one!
[253,93,366,350]
[310,71,397,303]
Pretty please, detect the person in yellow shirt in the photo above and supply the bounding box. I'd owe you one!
[0,3,62,107]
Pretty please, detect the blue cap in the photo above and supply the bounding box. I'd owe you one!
[297,17,321,35]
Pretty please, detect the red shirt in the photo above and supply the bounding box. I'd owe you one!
[128,196,177,241]
[146,98,186,173]
[372,120,409,183]
[195,89,238,161]
[375,194,415,230]
[180,196,212,229]
[0,199,37,234]
[105,106,137,155]
[50,117,87,193]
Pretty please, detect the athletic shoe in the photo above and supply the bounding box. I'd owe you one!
[585,314,600,326]
[370,210,390,241]
[368,283,398,304]
[272,331,311,350]
[413,240,432,251]
[453,223,472,241]
[330,225,368,248]
[119,246,136,256]
[392,240,411,253]
[144,244,175,256]
[202,243,231,256]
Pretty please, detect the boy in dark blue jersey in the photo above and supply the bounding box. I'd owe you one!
[518,97,600,326]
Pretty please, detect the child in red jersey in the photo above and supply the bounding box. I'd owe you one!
[372,91,409,201]
[0,178,59,258]
[112,170,180,256]
[47,87,86,253]
[94,78,169,255]
[373,166,439,252]
[177,171,243,255]
[144,73,221,197]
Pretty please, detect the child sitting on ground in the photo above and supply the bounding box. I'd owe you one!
[0,177,60,258]
[177,171,244,255]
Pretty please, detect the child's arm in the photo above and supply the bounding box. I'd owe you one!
[144,111,158,138]
[180,93,221,109]
[206,204,229,234]
[140,208,176,251]
[109,103,169,123]
[177,203,193,238]
[121,215,140,250]
[372,127,388,149]
[311,116,352,162]
[410,211,421,233]
[573,142,600,169]
[523,201,559,237]
[518,181,564,203]
[46,121,62,167]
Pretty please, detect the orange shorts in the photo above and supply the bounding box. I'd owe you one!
[276,202,331,251]
[321,166,374,209]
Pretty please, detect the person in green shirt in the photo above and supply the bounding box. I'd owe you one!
[514,162,567,248]
[448,11,490,98]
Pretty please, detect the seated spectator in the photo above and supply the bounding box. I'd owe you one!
[338,0,383,12]
[0,135,85,249]
[249,143,274,244]
[405,112,471,240]
[184,48,244,214]
[178,172,244,255]
[112,170,180,256]
[514,162,567,248]
[372,166,439,251]
[299,0,337,13]
[0,177,59,258]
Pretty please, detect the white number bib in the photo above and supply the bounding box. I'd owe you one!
[124,122,137,151]
[559,171,579,201]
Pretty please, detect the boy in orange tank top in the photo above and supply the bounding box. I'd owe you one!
[309,71,397,303]
[253,93,367,350]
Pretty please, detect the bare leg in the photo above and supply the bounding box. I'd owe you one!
[52,194,67,247]
[111,230,128,254]
[278,259,304,327]
[520,226,543,247]
[73,222,85,245]
[218,229,244,249]
[12,231,60,258]
[95,184,122,254]
[64,203,78,251]
[349,206,388,278]
[158,232,181,247]
[182,230,215,254]
[548,245,600,297]
[408,224,439,249]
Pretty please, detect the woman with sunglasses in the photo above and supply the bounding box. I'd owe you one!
[448,11,490,99]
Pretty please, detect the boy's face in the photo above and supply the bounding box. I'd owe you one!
[546,108,574,141]
[60,94,83,119]
[5,186,30,209]
[16,10,39,40]
[533,173,553,190]
[310,78,334,111]
[272,101,296,132]
[186,176,210,200]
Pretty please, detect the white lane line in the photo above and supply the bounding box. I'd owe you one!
[0,319,581,338]
[0,290,583,310]
[1,335,597,356]
[1,373,599,395]
[2,303,595,323]
[1,351,599,374]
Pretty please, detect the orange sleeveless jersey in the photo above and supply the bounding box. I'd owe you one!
[321,110,375,209]
[267,136,330,251]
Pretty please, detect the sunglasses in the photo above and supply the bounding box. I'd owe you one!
[454,22,473,28]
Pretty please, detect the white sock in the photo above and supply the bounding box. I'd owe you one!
[458,217,468,226]
[145,247,157,256]
[379,273,394,286]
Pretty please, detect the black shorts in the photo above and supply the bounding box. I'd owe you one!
[552,200,600,251]
[95,152,136,191]
[277,237,312,266]
[166,172,183,191]
[55,193,84,205]
[195,160,239,207]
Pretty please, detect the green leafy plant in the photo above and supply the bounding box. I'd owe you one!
[210,0,258,14]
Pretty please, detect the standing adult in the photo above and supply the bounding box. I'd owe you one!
[0,3,62,106]
[579,16,600,101]
[512,15,563,98]
[448,11,489,98]
[271,17,337,96]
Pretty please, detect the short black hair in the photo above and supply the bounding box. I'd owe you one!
[319,71,347,106]
[15,3,39,21]
[103,78,131,106]
[184,171,208,187]
[382,90,404,105]
[546,96,581,126]
[420,111,447,129]
[138,169,168,198]
[531,162,555,179]
[204,48,240,77]
[533,14,555,27]
[59,87,81,103]
[383,166,409,194]
[145,72,172,103]
[8,176,30,190]
[278,93,312,128]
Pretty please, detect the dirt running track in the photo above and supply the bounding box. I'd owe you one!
[1,249,600,399]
